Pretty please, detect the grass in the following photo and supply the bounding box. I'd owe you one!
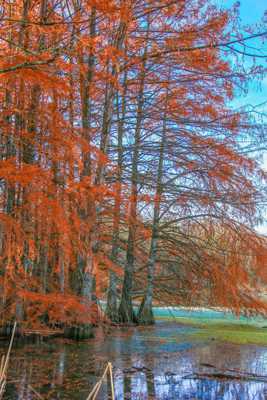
[190,323,267,345]
[156,316,267,345]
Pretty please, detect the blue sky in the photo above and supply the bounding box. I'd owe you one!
[218,0,266,108]
[219,0,266,25]
[222,0,266,108]
[217,1,267,233]
[231,0,265,24]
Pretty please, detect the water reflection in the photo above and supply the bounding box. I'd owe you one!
[2,322,267,399]
[152,375,267,399]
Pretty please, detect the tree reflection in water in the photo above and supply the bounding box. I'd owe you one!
[2,322,267,399]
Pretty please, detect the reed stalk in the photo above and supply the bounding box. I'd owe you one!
[0,321,17,399]
[86,362,115,400]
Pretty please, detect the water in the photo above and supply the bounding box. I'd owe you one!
[153,307,267,325]
[2,320,267,399]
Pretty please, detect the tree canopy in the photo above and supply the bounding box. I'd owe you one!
[0,0,266,335]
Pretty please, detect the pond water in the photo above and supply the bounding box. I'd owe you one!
[153,307,266,325]
[2,319,267,399]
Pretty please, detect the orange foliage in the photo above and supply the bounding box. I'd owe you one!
[0,0,266,330]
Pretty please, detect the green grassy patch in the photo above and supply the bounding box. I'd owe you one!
[157,316,267,345]
[190,324,267,345]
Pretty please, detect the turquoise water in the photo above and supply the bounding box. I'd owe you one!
[153,307,267,325]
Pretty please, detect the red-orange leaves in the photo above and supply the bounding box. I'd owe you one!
[0,0,265,332]
[0,159,50,187]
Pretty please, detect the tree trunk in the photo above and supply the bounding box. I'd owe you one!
[92,15,127,322]
[95,19,127,185]
[64,255,95,340]
[138,84,169,324]
[80,7,96,178]
[118,36,149,323]
[106,270,119,322]
[137,236,157,325]
[65,7,97,340]
[106,72,127,322]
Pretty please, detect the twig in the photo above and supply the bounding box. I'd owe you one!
[28,385,45,400]
[108,362,115,400]
[200,363,267,380]
[2,321,17,378]
[184,371,267,383]
[0,322,17,399]
[86,362,115,400]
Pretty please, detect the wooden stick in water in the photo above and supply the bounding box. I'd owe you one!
[0,321,17,399]
[28,384,45,400]
[86,362,116,400]
[92,364,109,400]
[2,321,17,379]
[108,362,115,400]
[87,363,109,400]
